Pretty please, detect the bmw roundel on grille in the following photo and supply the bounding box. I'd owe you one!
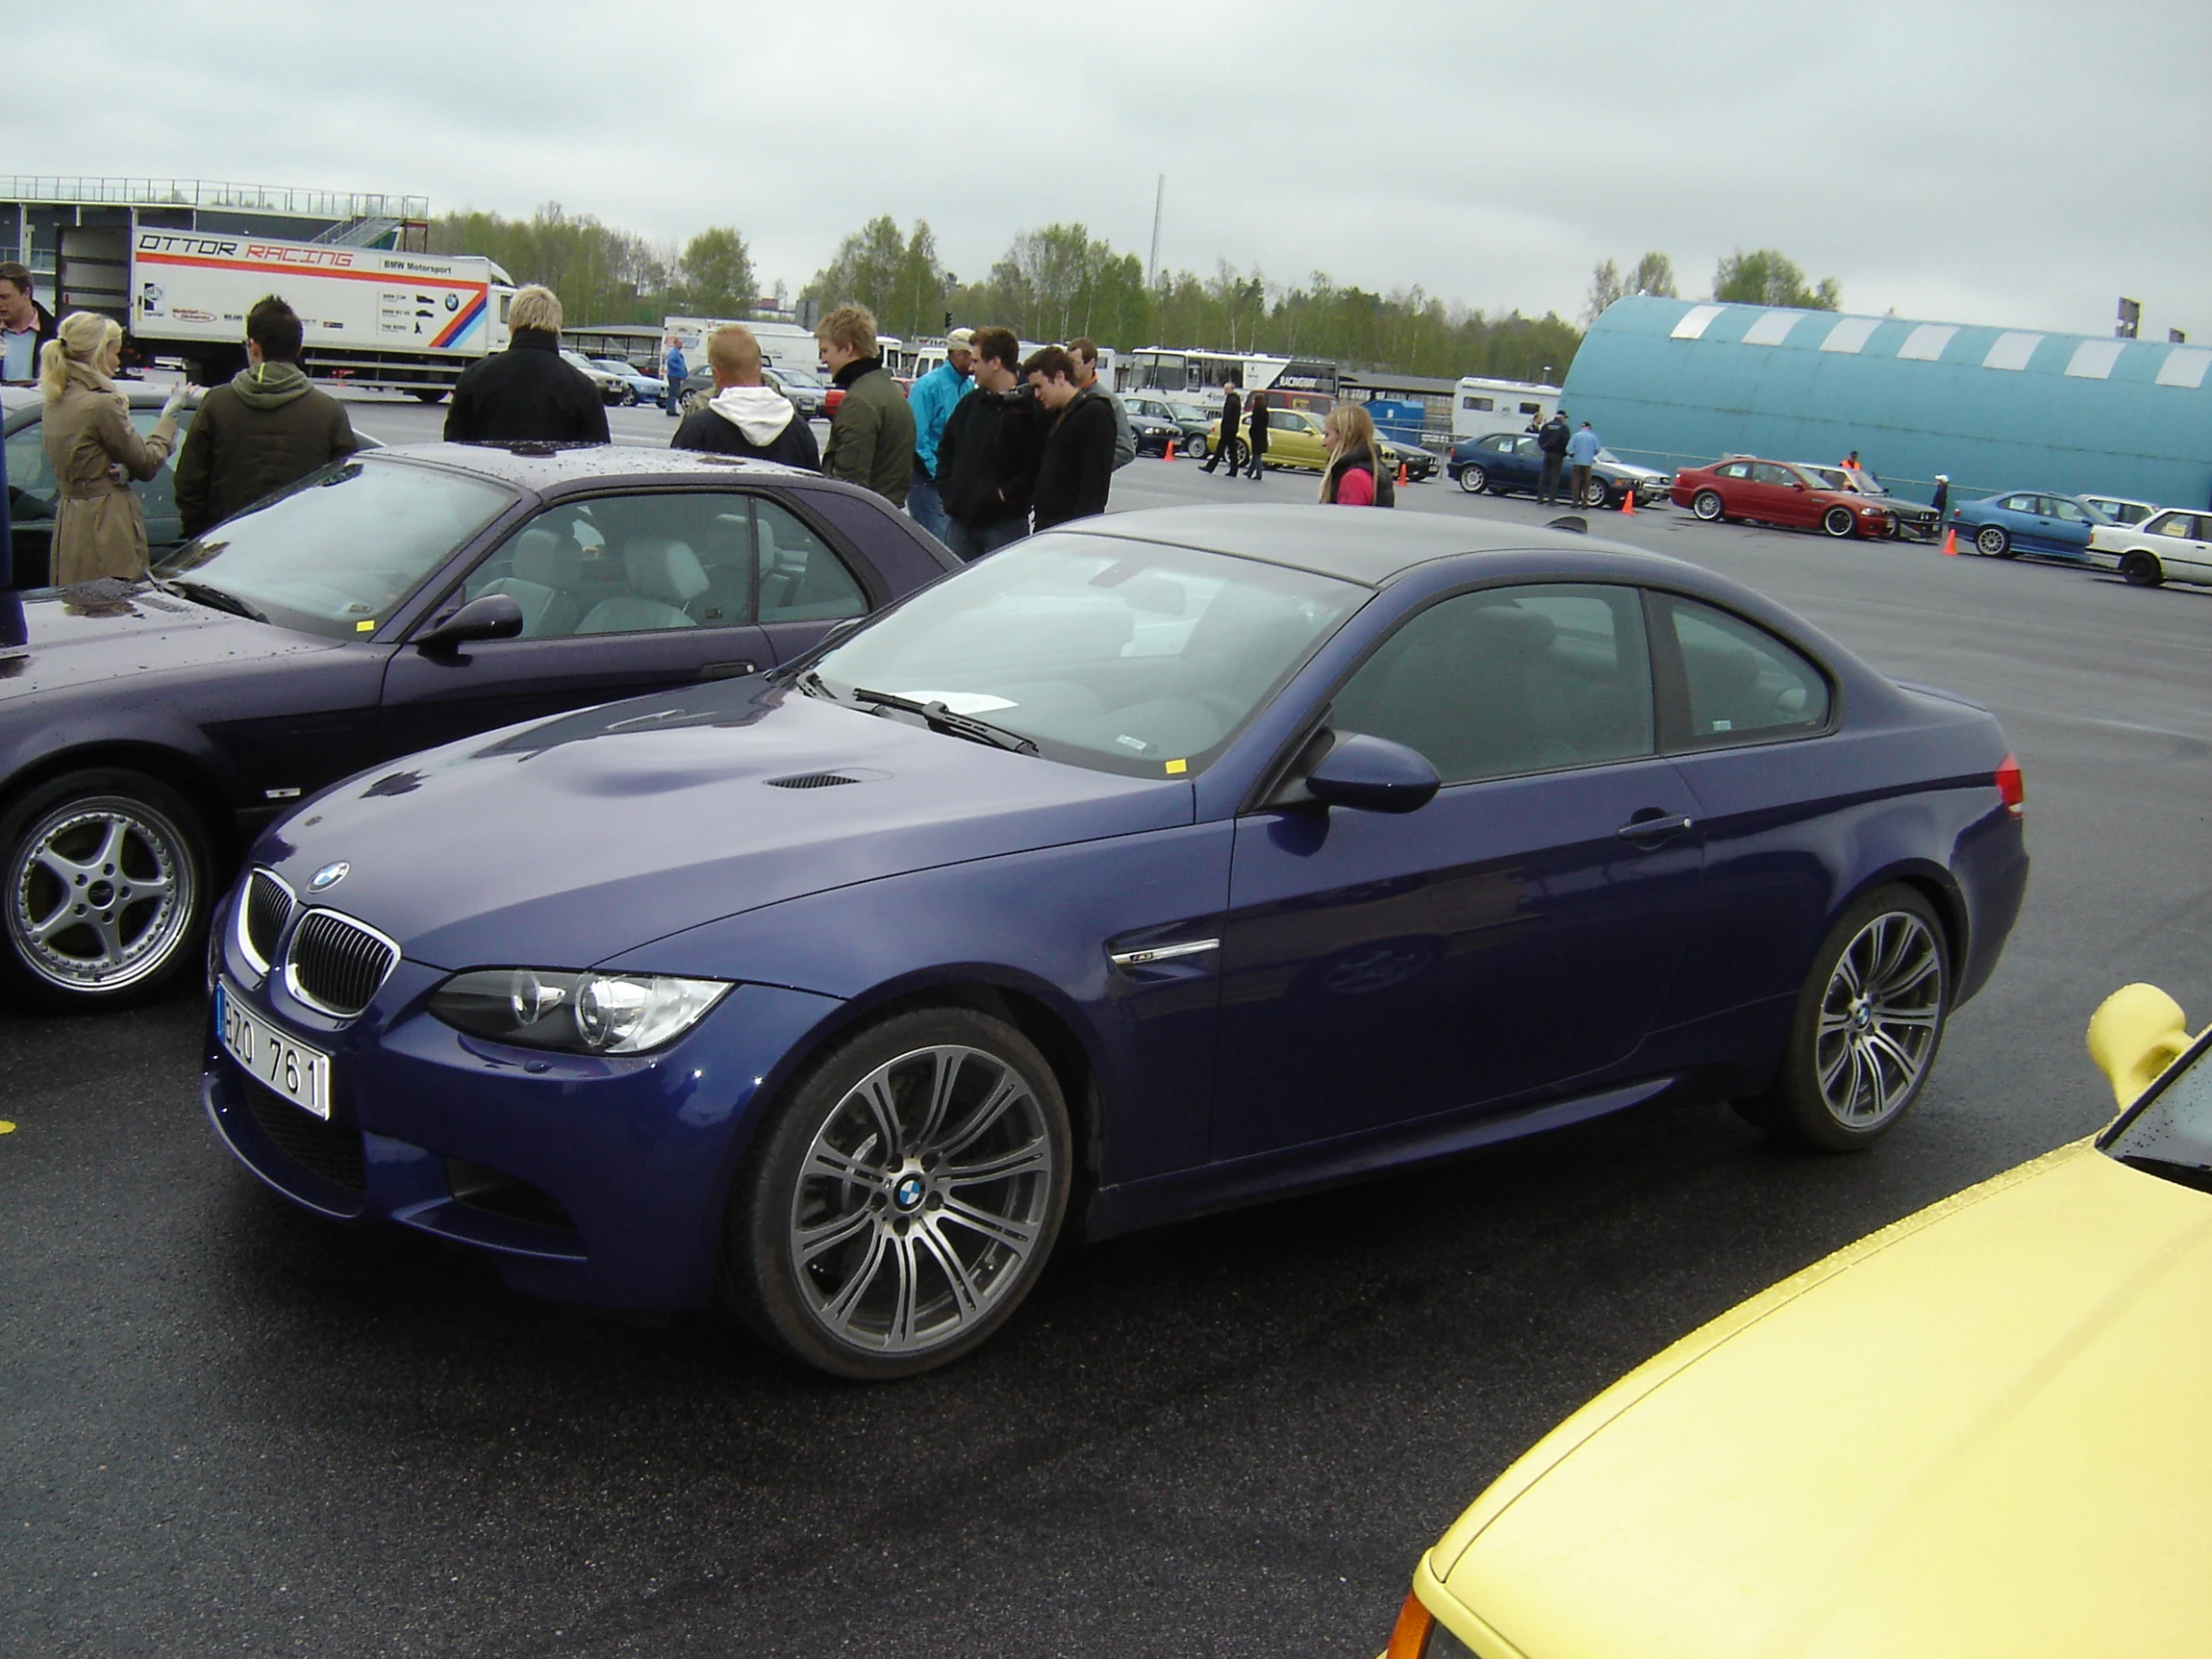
[308,861,350,892]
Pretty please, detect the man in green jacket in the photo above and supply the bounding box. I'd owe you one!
[174,294,357,539]
[817,303,914,507]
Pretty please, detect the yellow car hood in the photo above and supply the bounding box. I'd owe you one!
[1425,1140,2212,1659]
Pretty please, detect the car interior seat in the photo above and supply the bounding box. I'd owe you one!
[478,528,585,637]
[758,518,864,622]
[575,538,708,634]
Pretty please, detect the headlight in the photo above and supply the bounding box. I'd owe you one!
[429,967,731,1054]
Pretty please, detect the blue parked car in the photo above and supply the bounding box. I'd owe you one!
[1448,429,1670,508]
[1947,490,2112,559]
[0,444,957,1011]
[590,358,668,407]
[203,505,2028,1379]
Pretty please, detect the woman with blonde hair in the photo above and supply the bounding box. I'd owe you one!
[1319,402,1392,507]
[39,312,192,584]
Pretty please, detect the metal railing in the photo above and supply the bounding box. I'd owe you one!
[1,177,429,221]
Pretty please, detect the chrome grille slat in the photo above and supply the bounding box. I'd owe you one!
[240,869,294,975]
[283,907,398,1018]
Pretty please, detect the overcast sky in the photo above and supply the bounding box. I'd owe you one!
[10,0,2209,342]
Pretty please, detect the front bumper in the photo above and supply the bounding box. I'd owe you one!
[201,891,843,1312]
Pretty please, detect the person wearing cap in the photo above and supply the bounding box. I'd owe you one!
[905,328,975,541]
[1930,473,1949,519]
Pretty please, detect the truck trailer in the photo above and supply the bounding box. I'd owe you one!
[58,223,514,399]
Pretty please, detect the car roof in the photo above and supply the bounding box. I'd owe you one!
[1053,503,1699,588]
[358,440,828,493]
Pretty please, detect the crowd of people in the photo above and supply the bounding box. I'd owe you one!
[5,276,1396,589]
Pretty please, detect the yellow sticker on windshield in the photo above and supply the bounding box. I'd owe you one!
[355,620,375,632]
[1164,759,1187,775]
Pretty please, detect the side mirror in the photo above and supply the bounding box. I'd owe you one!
[1304,733,1439,815]
[416,593,523,650]
[2087,983,2196,1111]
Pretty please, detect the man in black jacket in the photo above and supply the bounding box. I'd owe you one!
[935,327,1040,559]
[670,323,820,469]
[1244,389,1271,479]
[174,294,358,538]
[1535,410,1570,505]
[1026,345,1116,530]
[1201,377,1242,476]
[443,285,610,444]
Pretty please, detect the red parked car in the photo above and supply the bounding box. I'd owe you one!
[1671,456,1899,539]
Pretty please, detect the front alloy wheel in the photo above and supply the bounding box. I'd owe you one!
[0,769,209,1009]
[1456,464,1487,495]
[726,1008,1071,1379]
[1823,505,1857,538]
[1737,885,1948,1150]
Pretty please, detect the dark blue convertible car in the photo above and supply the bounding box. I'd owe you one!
[0,444,956,1010]
[202,505,2028,1379]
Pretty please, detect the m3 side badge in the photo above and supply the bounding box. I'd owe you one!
[308,861,350,892]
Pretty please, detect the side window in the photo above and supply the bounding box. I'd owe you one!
[756,498,865,624]
[131,410,183,517]
[1751,462,1798,487]
[462,490,759,638]
[1462,395,1494,411]
[5,418,55,509]
[1331,584,1654,786]
[1661,597,1830,748]
[1717,462,1751,480]
[2049,498,2090,523]
[1514,436,1541,459]
[1269,410,1304,432]
[1479,434,1512,453]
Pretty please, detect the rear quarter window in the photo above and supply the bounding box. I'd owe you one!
[1657,595,1831,749]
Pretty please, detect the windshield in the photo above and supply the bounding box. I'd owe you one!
[807,533,1364,778]
[773,364,823,387]
[154,457,513,640]
[2102,1028,2212,1193]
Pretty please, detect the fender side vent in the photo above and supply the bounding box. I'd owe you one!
[767,772,861,790]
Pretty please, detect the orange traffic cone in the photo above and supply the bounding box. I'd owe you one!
[1164,438,1176,461]
[1397,461,1409,486]
[1620,489,1635,515]
[1940,528,1958,556]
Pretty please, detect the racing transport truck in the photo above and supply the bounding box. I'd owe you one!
[58,226,515,401]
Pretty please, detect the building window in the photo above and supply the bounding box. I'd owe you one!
[1981,331,2043,371]
[1819,316,1880,353]
[1896,323,1956,361]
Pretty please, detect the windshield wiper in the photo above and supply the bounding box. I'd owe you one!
[848,687,1037,755]
[155,577,267,624]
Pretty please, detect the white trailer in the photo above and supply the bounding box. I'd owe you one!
[60,226,515,400]
[1452,376,1561,443]
[661,316,821,375]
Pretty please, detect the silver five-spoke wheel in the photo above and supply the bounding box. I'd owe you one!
[1,771,208,1008]
[728,1008,1071,1378]
[1813,909,1942,1130]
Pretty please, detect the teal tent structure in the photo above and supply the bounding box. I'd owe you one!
[1561,295,2212,508]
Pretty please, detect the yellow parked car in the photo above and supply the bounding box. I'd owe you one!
[1208,405,1422,475]
[1384,982,2212,1659]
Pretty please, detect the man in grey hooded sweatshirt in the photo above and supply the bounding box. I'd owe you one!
[173,294,357,539]
[669,324,821,471]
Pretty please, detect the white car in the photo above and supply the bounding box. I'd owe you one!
[2088,506,2212,588]
[2080,492,2159,527]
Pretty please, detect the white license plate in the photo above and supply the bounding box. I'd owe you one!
[218,978,332,1121]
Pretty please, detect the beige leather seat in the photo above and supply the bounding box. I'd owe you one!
[478,528,585,637]
[576,538,709,634]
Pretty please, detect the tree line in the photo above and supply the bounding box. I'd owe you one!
[428,202,1840,382]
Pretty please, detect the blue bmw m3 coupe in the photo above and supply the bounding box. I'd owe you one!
[203,505,2028,1378]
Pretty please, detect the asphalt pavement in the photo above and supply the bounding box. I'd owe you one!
[5,424,2210,1657]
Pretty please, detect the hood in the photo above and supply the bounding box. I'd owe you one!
[255,683,1193,971]
[229,360,312,409]
[708,383,798,444]
[0,582,333,706]
[1428,1141,2212,1656]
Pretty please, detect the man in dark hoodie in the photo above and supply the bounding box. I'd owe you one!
[1025,345,1117,531]
[173,294,358,539]
[934,327,1040,559]
[443,284,610,445]
[670,323,820,469]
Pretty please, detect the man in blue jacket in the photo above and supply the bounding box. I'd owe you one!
[905,327,973,541]
[663,340,688,416]
[1565,419,1602,508]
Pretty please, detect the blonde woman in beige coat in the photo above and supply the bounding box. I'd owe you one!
[39,312,193,585]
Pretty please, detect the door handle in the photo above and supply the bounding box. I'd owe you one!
[698,660,757,680]
[1616,813,1694,841]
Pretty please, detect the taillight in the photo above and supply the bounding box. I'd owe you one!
[1995,753,2024,818]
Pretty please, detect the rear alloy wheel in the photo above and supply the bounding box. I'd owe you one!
[1457,464,1487,495]
[1823,505,1858,538]
[1736,885,1948,1151]
[0,769,211,1011]
[725,1007,1072,1380]
[2121,550,2165,588]
[1975,524,2011,557]
[1582,477,1613,509]
[1691,489,1726,522]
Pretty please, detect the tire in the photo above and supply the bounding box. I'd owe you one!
[1582,477,1612,510]
[1974,524,2011,557]
[1823,505,1857,538]
[2121,550,2165,588]
[723,1006,1073,1380]
[1691,489,1726,522]
[0,769,212,1012]
[619,385,639,406]
[410,388,448,404]
[1457,464,1487,495]
[1735,885,1949,1151]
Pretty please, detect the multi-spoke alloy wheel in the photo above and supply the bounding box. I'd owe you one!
[1737,885,1949,1151]
[728,1009,1070,1379]
[0,770,209,1009]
